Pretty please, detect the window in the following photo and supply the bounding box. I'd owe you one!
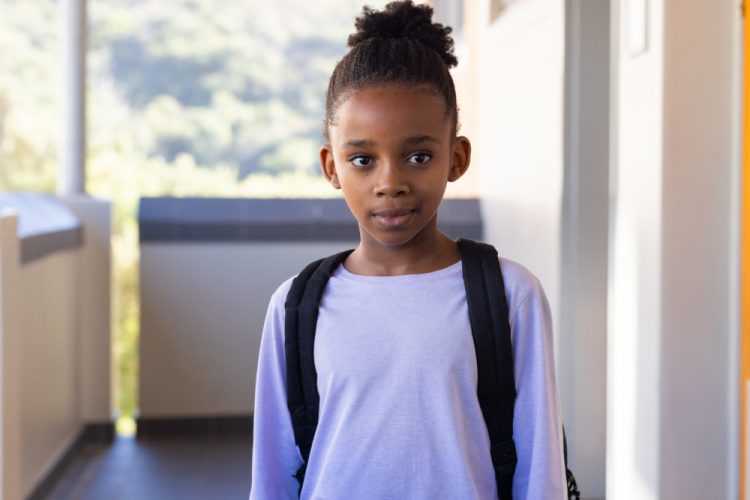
[88,0,388,200]
[0,1,58,193]
[86,0,388,420]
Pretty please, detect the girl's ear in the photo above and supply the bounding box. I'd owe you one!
[320,145,341,189]
[448,136,471,182]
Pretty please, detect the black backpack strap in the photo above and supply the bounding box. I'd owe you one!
[456,238,517,500]
[284,249,353,493]
[564,427,581,499]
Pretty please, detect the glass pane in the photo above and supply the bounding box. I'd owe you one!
[88,0,388,200]
[87,0,388,419]
[0,1,58,193]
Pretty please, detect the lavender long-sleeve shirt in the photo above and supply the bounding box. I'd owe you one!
[250,257,566,500]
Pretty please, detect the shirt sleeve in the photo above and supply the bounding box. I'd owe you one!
[506,266,568,500]
[249,279,304,500]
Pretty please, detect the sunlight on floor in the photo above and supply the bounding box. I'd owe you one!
[115,415,136,437]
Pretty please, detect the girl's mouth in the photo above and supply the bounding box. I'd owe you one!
[372,208,417,229]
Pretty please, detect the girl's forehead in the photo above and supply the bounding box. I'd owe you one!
[338,83,441,108]
[329,84,451,139]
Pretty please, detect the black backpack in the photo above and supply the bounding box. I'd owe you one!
[284,238,580,499]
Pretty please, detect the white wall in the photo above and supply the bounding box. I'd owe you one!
[561,1,610,496]
[471,1,741,498]
[607,0,665,498]
[472,0,611,491]
[139,241,356,417]
[476,0,565,337]
[608,0,740,499]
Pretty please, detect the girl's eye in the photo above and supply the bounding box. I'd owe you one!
[407,152,432,165]
[350,155,373,168]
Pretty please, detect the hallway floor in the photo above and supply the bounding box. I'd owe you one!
[42,434,253,500]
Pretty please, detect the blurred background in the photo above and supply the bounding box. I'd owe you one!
[0,0,745,499]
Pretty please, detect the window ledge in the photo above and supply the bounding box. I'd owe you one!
[138,197,482,242]
[0,192,83,264]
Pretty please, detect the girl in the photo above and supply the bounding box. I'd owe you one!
[249,1,567,498]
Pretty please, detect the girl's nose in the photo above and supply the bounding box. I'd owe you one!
[374,162,410,198]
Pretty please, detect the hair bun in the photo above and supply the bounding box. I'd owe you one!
[348,1,458,68]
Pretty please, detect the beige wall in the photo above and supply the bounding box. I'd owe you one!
[0,197,112,500]
[62,196,112,422]
[19,250,81,495]
[139,241,356,417]
[1,211,22,500]
[659,0,739,497]
[0,213,82,499]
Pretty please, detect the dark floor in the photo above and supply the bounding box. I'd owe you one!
[42,434,253,500]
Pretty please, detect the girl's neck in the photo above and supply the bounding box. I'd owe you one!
[344,229,460,277]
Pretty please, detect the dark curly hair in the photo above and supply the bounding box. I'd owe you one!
[324,0,459,141]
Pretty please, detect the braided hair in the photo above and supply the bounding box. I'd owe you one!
[324,0,459,141]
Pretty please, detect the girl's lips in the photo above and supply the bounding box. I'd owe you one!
[372,209,417,228]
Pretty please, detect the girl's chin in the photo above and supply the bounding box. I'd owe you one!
[360,230,439,252]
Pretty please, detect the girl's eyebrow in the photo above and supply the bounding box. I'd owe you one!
[343,139,374,148]
[405,135,441,145]
[342,135,441,148]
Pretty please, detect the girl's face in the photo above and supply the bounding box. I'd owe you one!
[320,84,470,253]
